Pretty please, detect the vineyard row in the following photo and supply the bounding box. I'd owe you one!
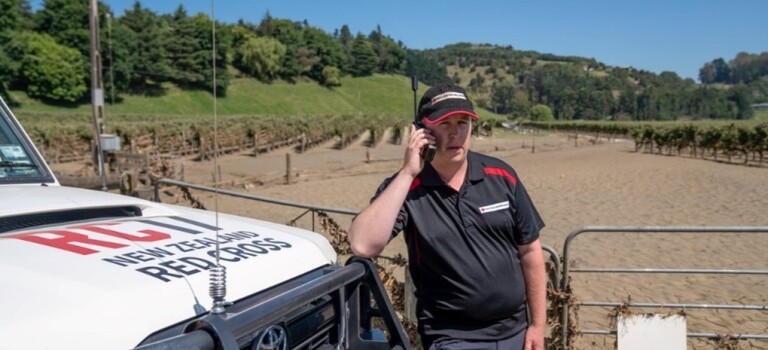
[523,120,768,166]
[21,114,409,164]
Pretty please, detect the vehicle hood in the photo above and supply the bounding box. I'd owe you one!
[0,186,337,349]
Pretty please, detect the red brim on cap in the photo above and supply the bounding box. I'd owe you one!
[422,110,480,125]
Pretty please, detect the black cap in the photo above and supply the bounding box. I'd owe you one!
[417,83,479,125]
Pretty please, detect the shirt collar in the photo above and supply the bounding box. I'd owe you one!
[419,151,485,186]
[419,162,443,187]
[467,151,485,182]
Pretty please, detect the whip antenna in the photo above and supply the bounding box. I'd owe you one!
[208,0,227,315]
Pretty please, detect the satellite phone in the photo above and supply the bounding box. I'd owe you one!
[412,76,436,162]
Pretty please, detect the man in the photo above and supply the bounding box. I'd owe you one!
[348,83,547,350]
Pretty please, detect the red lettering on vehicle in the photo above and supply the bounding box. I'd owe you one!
[71,224,171,242]
[5,223,174,255]
[7,230,128,255]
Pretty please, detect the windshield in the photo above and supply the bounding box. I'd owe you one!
[0,98,55,184]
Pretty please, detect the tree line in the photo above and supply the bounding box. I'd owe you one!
[406,43,768,122]
[699,52,768,85]
[0,0,407,104]
[1,0,766,124]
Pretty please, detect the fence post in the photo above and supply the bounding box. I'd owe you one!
[404,269,417,324]
[285,153,291,185]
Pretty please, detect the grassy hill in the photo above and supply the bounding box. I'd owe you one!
[755,109,768,121]
[9,73,506,165]
[11,74,504,127]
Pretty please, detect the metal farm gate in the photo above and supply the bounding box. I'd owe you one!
[557,226,768,349]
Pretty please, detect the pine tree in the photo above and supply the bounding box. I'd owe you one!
[349,34,377,77]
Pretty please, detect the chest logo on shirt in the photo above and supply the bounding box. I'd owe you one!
[479,201,509,213]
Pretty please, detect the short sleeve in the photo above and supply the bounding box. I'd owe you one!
[512,178,545,245]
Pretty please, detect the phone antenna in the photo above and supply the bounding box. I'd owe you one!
[411,76,418,121]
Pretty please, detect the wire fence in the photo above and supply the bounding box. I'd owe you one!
[154,179,768,349]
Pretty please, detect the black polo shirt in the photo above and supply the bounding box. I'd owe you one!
[372,151,545,341]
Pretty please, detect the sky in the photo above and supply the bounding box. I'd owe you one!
[35,0,768,82]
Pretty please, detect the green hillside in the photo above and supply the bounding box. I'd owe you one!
[755,109,768,121]
[11,74,503,126]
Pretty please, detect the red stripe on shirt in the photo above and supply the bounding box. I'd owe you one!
[484,167,518,186]
[409,177,422,191]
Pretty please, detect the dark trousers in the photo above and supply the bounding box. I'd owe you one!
[425,329,526,350]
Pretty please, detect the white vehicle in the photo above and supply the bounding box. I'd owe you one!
[0,97,409,350]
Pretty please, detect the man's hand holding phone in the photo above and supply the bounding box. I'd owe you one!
[402,122,435,178]
[413,121,436,162]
